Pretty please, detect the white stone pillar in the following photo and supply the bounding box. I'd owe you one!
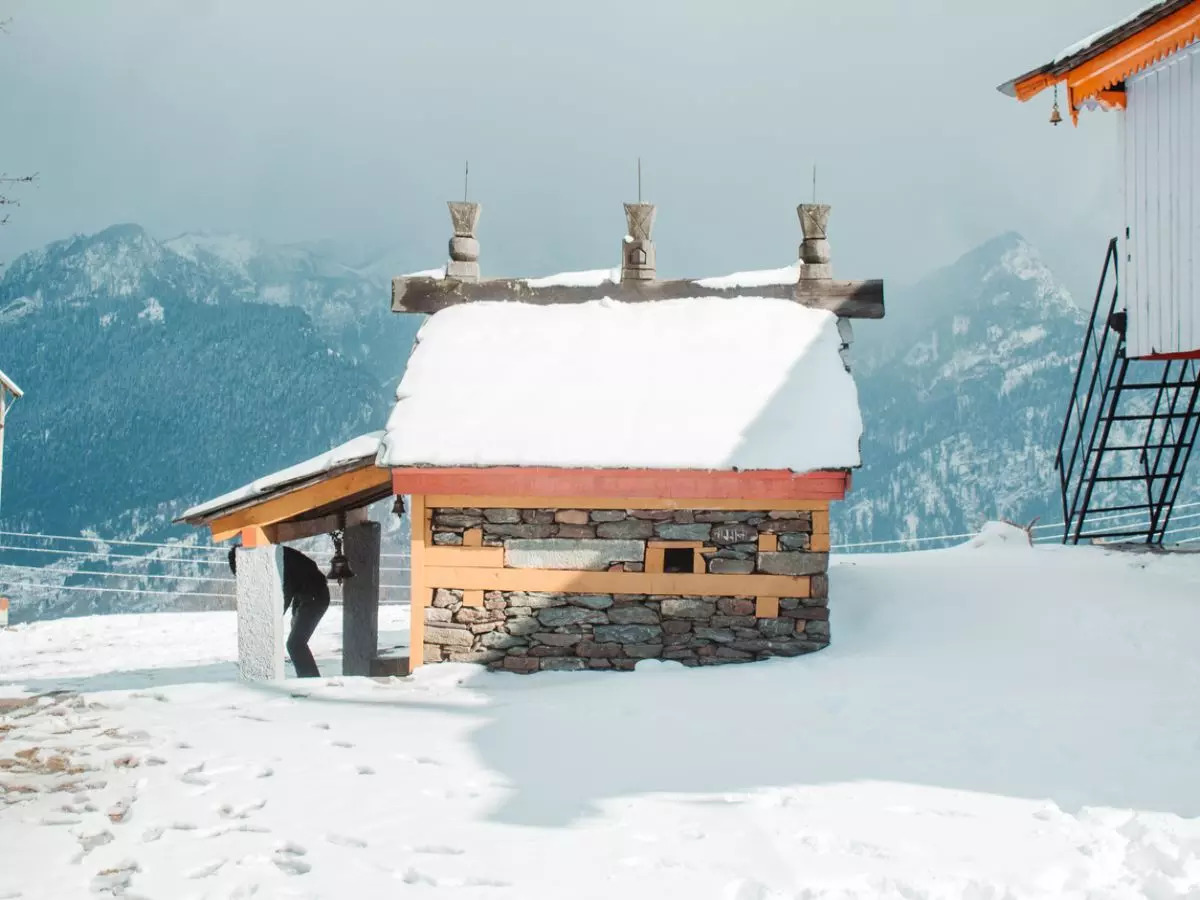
[342,521,381,676]
[235,545,286,681]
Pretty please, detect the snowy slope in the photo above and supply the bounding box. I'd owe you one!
[4,534,1200,897]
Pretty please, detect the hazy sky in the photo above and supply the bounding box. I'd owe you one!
[0,0,1133,301]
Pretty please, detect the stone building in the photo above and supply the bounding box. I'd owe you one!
[381,197,884,673]
[179,194,884,678]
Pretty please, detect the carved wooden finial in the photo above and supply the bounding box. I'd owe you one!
[446,200,481,282]
[797,203,832,281]
[622,202,656,282]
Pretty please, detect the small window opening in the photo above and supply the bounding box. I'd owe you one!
[662,547,695,574]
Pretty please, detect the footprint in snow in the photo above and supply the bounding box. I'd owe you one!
[313,723,330,730]
[326,833,368,849]
[141,827,164,843]
[255,766,274,778]
[273,842,311,876]
[180,763,210,786]
[90,859,139,894]
[186,859,226,880]
[407,845,465,856]
[330,740,354,749]
[355,765,374,775]
[217,799,266,820]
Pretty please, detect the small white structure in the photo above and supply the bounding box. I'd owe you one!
[0,368,23,515]
[1000,0,1200,359]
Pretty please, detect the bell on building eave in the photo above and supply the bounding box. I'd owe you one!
[1050,102,1063,126]
[326,521,355,584]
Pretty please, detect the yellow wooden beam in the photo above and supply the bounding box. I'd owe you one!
[758,533,778,552]
[810,533,831,552]
[463,589,484,608]
[424,495,831,511]
[424,545,505,568]
[462,527,483,547]
[755,597,780,618]
[240,525,272,547]
[408,493,428,674]
[421,566,811,599]
[210,466,392,542]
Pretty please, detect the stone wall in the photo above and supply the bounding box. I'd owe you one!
[422,507,830,673]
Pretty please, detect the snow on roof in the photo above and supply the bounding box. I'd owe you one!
[0,367,22,398]
[379,297,862,472]
[182,431,384,520]
[1052,0,1167,63]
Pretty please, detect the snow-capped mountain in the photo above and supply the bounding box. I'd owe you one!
[0,225,421,621]
[834,232,1170,547]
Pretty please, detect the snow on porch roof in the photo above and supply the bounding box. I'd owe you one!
[179,431,386,523]
[378,296,863,473]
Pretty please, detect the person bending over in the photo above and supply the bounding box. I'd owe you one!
[228,545,330,678]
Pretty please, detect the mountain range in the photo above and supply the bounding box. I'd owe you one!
[0,223,1163,621]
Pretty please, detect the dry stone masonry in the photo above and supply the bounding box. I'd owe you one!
[423,507,831,673]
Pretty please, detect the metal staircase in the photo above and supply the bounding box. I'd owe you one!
[1055,238,1200,545]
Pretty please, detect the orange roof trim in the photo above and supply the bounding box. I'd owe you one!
[1002,0,1200,124]
[391,467,851,502]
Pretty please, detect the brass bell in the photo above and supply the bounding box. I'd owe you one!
[1050,102,1063,126]
[326,529,355,584]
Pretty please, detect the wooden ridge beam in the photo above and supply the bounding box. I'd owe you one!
[392,275,884,320]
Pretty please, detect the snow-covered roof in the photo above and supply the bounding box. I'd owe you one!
[998,0,1189,98]
[181,432,384,521]
[0,367,23,398]
[379,296,862,472]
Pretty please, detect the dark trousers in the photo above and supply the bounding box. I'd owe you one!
[286,597,329,678]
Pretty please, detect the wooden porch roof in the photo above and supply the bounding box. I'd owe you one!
[175,434,392,544]
[998,0,1200,123]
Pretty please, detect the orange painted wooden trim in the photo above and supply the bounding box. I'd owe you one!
[422,494,833,511]
[1138,348,1200,361]
[240,525,272,548]
[810,533,831,553]
[211,466,392,542]
[408,494,428,674]
[758,533,779,552]
[811,510,830,535]
[462,528,482,547]
[756,597,780,619]
[424,545,505,568]
[393,468,849,502]
[420,565,811,599]
[463,589,484,608]
[1013,1,1200,118]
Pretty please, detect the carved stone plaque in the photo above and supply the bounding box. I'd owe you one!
[711,523,757,545]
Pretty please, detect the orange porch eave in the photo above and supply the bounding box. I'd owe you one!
[390,467,851,502]
[1010,0,1200,122]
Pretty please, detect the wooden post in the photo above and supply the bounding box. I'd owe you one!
[408,494,429,674]
[342,520,381,676]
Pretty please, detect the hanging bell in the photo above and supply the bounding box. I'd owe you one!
[392,495,406,520]
[326,529,355,584]
[1050,102,1063,126]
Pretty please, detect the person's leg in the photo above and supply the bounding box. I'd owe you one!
[286,598,327,678]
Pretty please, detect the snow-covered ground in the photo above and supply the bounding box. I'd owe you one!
[4,528,1200,898]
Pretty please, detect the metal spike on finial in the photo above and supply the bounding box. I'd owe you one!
[812,164,817,204]
[464,161,470,201]
[638,157,642,203]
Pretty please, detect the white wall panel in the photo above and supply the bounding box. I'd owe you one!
[1123,40,1200,357]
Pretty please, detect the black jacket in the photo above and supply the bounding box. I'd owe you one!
[228,546,330,613]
